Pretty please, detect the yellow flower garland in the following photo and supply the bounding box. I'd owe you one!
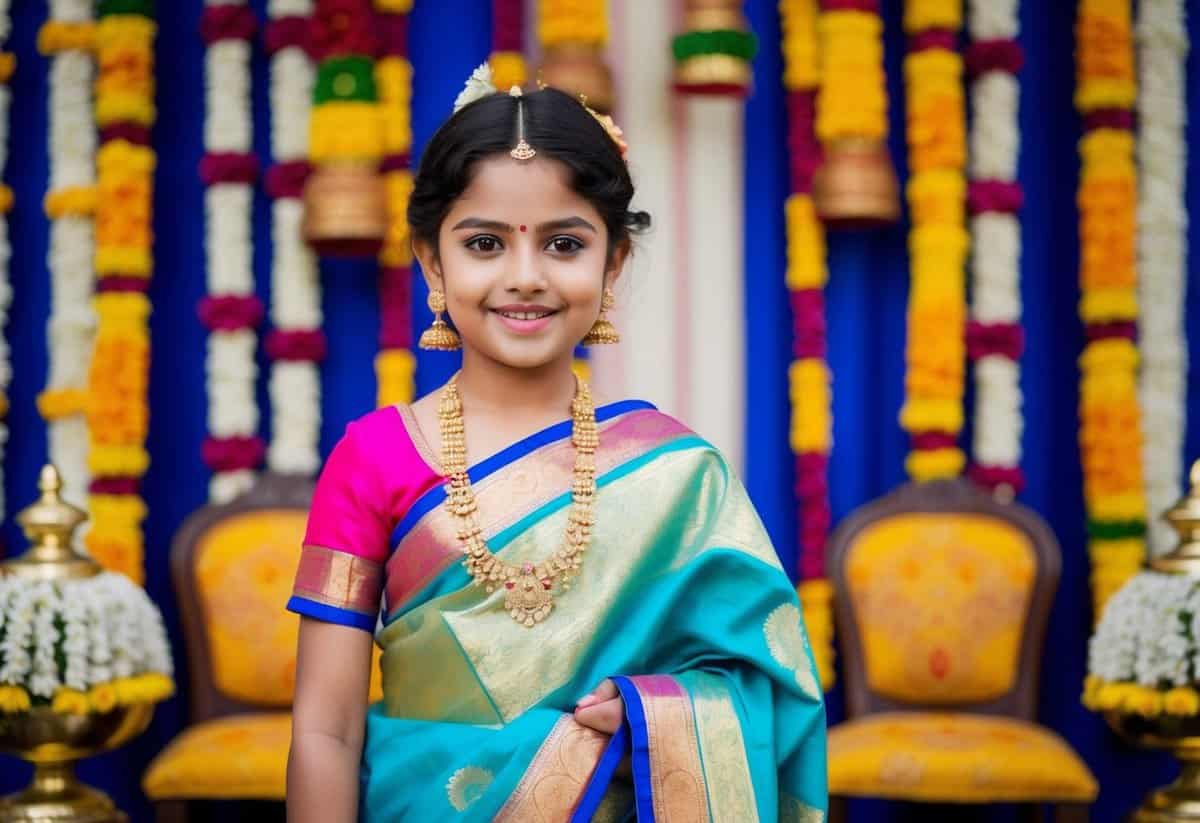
[37,20,96,54]
[781,0,835,691]
[899,7,968,481]
[903,0,962,33]
[538,0,607,48]
[18,674,175,717]
[1084,675,1200,718]
[1075,0,1146,619]
[815,11,887,142]
[44,185,98,218]
[489,50,528,91]
[309,102,384,162]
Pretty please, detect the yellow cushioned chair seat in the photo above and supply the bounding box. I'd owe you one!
[829,712,1097,803]
[143,713,290,800]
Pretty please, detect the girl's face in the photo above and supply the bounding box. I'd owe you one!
[415,154,627,372]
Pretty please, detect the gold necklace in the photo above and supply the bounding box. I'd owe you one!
[438,373,598,627]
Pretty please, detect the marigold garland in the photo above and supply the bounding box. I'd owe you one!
[538,0,607,48]
[87,3,156,584]
[1075,0,1147,619]
[374,0,416,408]
[899,1,968,483]
[815,4,887,143]
[780,0,835,690]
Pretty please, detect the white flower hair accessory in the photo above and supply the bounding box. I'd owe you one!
[453,62,498,113]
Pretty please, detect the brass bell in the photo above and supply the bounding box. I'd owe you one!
[812,137,902,228]
[301,162,388,258]
[538,44,615,114]
[683,0,748,32]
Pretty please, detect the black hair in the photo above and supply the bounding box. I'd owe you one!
[408,86,652,260]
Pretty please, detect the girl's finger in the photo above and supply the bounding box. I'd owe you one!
[576,678,617,709]
[573,696,624,735]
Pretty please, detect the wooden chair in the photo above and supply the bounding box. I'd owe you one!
[141,474,381,822]
[825,478,1097,822]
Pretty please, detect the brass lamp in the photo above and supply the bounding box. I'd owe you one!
[812,137,902,228]
[1106,459,1200,823]
[301,162,388,258]
[538,43,615,114]
[0,466,155,823]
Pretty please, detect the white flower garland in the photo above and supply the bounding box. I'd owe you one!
[967,0,1023,489]
[0,573,172,695]
[266,0,321,478]
[41,0,96,523]
[203,0,259,503]
[1137,0,1189,556]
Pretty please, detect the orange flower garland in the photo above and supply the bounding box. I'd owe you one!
[899,1,968,483]
[87,4,156,585]
[780,0,835,690]
[1074,0,1146,618]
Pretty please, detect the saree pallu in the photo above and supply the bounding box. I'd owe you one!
[360,408,827,821]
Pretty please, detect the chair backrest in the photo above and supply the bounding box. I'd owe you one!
[171,474,316,722]
[827,478,1060,721]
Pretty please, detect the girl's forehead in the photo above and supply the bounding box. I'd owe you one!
[455,155,584,208]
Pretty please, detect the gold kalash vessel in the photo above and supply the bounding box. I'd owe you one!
[1106,459,1200,822]
[0,466,154,823]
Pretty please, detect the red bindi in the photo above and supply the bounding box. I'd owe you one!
[519,224,527,232]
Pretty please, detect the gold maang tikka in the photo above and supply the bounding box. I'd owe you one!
[509,86,536,161]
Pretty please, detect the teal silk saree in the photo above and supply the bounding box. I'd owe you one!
[359,403,827,821]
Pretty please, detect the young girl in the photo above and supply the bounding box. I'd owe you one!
[286,68,826,822]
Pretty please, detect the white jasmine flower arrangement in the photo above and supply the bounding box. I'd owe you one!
[1085,571,1200,718]
[0,572,173,715]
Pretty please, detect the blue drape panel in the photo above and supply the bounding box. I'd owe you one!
[0,2,1196,821]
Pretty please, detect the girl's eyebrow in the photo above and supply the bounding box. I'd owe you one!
[451,216,597,234]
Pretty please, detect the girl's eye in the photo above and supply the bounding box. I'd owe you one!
[466,235,503,253]
[547,236,584,254]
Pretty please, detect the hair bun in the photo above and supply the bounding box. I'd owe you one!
[624,210,652,232]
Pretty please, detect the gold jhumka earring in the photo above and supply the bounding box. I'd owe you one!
[418,289,461,351]
[582,287,620,346]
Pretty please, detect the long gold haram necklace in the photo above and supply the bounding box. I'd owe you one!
[438,373,598,626]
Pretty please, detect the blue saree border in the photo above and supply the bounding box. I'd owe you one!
[286,596,377,632]
[569,675,658,823]
[390,399,656,546]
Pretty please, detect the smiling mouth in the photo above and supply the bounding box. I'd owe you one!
[492,309,558,320]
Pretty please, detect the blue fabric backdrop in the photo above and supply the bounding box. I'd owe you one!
[0,1,1197,821]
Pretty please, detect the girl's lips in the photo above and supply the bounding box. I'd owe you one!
[491,308,558,334]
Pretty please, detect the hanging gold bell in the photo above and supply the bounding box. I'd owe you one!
[683,0,746,31]
[538,44,615,114]
[301,161,388,258]
[812,137,902,228]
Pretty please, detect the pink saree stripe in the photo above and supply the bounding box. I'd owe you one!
[383,409,694,616]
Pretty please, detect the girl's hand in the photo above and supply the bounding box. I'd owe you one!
[573,679,624,735]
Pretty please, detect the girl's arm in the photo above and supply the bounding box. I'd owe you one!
[287,617,374,822]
